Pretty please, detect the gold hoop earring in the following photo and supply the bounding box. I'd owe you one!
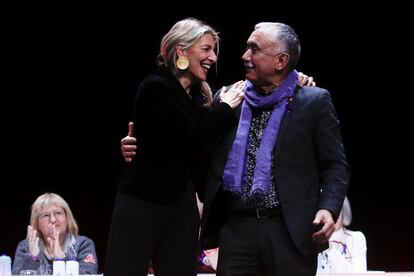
[176,56,189,70]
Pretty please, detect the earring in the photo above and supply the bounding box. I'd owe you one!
[176,56,189,70]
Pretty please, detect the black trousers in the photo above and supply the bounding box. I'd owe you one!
[217,213,317,276]
[104,189,200,276]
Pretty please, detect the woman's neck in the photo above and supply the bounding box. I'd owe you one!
[178,75,193,95]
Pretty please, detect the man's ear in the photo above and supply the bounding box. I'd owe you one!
[275,53,290,71]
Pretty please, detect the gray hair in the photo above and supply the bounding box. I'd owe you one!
[254,22,301,71]
[342,196,353,227]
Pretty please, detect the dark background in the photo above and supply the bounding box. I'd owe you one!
[2,1,412,273]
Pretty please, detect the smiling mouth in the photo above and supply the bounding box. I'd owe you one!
[244,61,255,70]
[201,63,211,71]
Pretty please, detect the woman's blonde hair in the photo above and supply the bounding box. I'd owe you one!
[30,192,79,236]
[158,18,219,108]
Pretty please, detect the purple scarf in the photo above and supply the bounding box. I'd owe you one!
[222,70,298,196]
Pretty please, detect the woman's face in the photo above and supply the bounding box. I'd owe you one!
[185,33,217,82]
[37,204,68,239]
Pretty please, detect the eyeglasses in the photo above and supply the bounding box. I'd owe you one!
[39,210,65,221]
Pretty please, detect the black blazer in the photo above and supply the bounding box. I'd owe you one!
[117,67,237,206]
[200,86,350,255]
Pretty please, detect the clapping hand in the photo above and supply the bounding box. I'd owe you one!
[46,224,65,259]
[26,225,40,257]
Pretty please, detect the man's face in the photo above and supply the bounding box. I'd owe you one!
[242,30,283,87]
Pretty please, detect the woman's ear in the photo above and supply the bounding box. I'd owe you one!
[176,45,185,57]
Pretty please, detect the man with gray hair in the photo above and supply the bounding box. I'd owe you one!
[200,22,350,276]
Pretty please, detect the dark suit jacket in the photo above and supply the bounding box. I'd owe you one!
[117,66,237,206]
[200,85,350,255]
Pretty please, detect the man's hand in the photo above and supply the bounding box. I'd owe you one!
[121,122,137,163]
[312,209,335,244]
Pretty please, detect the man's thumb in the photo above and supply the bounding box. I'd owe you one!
[128,122,135,136]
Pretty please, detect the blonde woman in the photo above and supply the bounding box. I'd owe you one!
[12,193,98,275]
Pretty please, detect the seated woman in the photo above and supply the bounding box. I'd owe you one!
[12,192,98,275]
[317,196,367,273]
